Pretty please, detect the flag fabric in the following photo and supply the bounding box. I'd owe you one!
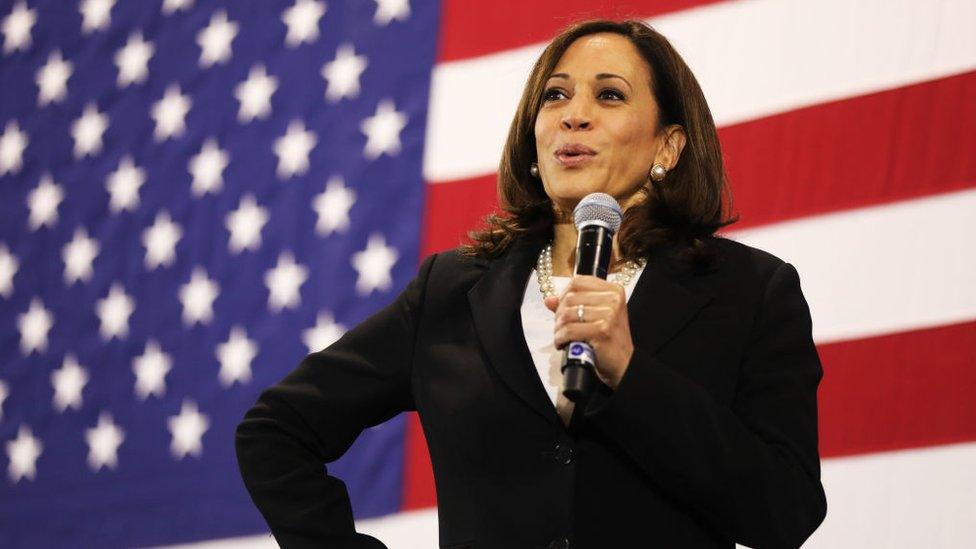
[1,0,974,548]
[0,0,436,546]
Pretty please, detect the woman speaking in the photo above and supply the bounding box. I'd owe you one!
[236,19,827,549]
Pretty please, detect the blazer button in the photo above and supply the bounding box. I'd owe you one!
[548,537,570,549]
[553,443,574,465]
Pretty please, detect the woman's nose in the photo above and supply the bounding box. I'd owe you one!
[560,97,592,130]
[561,116,590,130]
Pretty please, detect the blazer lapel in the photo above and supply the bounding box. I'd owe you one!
[467,237,564,428]
[626,243,716,357]
[467,238,717,429]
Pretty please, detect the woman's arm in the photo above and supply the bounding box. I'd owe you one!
[584,261,827,549]
[235,253,437,549]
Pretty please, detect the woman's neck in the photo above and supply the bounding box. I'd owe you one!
[550,220,622,277]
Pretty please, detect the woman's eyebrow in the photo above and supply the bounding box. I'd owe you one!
[595,73,632,90]
[545,72,633,90]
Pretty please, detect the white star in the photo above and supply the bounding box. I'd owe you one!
[35,50,72,106]
[26,173,63,230]
[71,102,108,158]
[302,311,346,354]
[17,298,53,355]
[51,354,88,413]
[62,227,99,285]
[167,399,209,460]
[351,233,398,295]
[281,0,326,48]
[79,0,115,34]
[179,267,219,326]
[142,210,182,269]
[274,120,316,179]
[96,282,134,341]
[133,339,171,400]
[0,120,28,175]
[85,412,124,472]
[151,84,191,141]
[0,380,8,421]
[2,1,36,54]
[372,0,410,26]
[234,64,277,123]
[5,425,42,483]
[161,0,193,15]
[188,138,228,196]
[321,43,367,103]
[216,326,257,387]
[0,244,17,298]
[106,155,145,213]
[196,9,238,68]
[225,193,268,254]
[264,252,308,312]
[114,32,153,87]
[360,98,407,160]
[313,175,355,236]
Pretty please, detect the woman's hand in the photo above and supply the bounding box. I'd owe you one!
[543,275,634,390]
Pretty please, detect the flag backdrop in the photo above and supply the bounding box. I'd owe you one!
[0,0,974,547]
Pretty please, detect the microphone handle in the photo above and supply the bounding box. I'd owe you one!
[561,224,613,403]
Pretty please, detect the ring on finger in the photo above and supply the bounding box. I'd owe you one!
[576,304,585,322]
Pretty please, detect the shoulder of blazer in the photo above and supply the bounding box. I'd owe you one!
[416,246,498,309]
[707,235,790,285]
[422,247,490,281]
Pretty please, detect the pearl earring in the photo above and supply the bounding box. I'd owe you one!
[650,163,667,182]
[529,162,539,178]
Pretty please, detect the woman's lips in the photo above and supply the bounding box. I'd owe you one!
[555,153,595,167]
[554,146,597,168]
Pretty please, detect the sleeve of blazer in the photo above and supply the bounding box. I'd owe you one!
[584,261,827,549]
[234,253,437,549]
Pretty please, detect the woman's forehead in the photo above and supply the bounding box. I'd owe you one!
[551,33,650,81]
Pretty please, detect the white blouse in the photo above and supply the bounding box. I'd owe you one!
[520,266,646,426]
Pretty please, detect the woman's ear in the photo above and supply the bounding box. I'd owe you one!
[658,124,687,169]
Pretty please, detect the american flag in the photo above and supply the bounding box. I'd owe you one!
[1,0,433,546]
[1,0,974,547]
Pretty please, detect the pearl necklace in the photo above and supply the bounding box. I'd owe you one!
[535,243,646,298]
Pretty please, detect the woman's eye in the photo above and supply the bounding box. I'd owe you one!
[542,88,567,102]
[599,88,625,101]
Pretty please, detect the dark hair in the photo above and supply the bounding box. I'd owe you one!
[460,19,738,269]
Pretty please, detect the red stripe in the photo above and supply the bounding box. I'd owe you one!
[403,320,976,508]
[421,71,976,256]
[401,413,437,509]
[420,173,496,258]
[819,320,976,458]
[437,0,724,62]
[721,70,976,230]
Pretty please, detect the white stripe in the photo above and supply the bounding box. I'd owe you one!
[424,0,976,182]
[726,188,976,344]
[805,442,976,549]
[195,443,976,548]
[156,509,440,548]
[358,507,439,545]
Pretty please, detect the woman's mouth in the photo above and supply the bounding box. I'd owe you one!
[554,144,596,167]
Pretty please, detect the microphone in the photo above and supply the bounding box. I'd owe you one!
[560,192,623,403]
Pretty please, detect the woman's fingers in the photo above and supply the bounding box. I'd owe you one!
[559,290,622,308]
[554,305,614,331]
[554,317,613,349]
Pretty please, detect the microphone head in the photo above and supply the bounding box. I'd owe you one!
[573,193,623,233]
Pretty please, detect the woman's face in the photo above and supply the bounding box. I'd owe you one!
[534,33,663,215]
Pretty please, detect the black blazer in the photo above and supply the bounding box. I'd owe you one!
[236,235,827,549]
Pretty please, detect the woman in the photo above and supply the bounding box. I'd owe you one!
[236,20,827,549]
